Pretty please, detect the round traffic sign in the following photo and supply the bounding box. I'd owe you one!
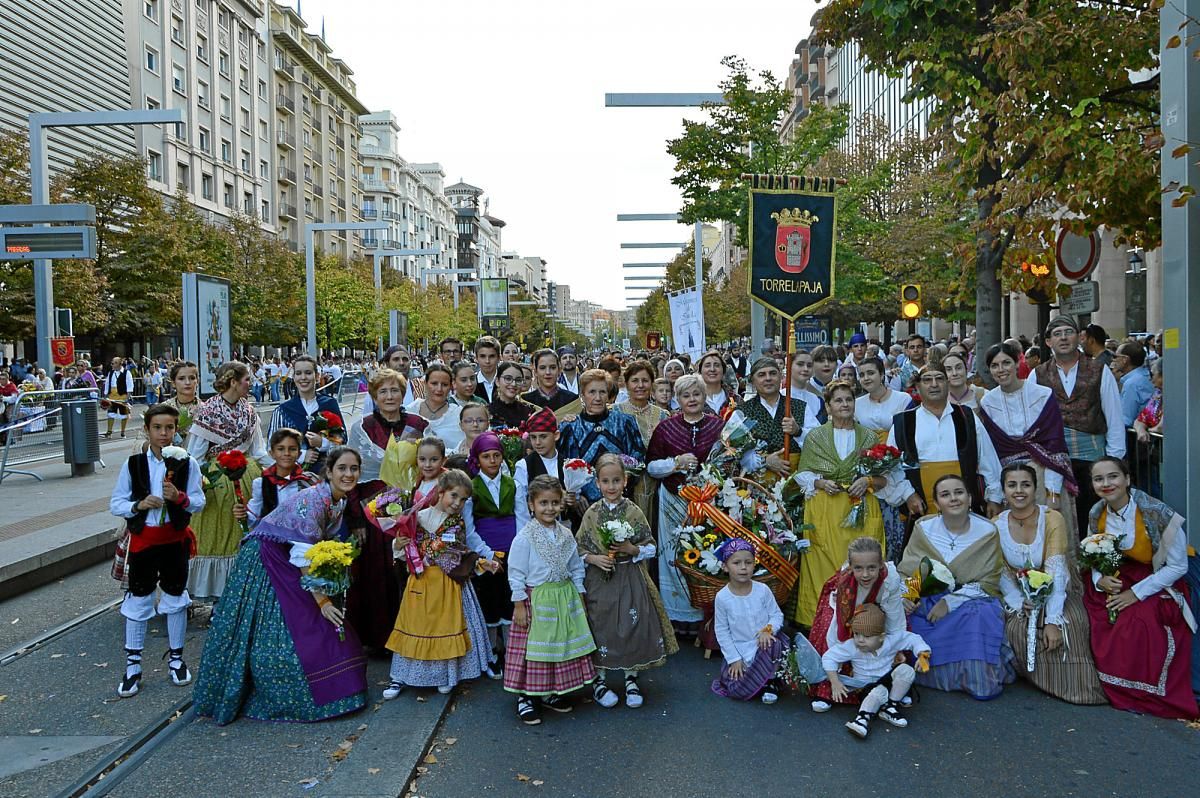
[1056,228,1100,281]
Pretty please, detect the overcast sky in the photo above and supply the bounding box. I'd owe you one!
[290,0,816,309]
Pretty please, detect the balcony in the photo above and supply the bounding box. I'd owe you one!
[336,136,346,149]
[277,131,295,149]
[361,207,378,218]
[336,166,346,179]
[313,184,324,197]
[274,60,294,78]
[337,197,346,210]
[277,166,297,184]
[276,93,295,113]
[279,203,297,219]
[313,153,323,165]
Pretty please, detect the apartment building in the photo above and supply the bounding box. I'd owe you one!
[447,180,504,281]
[500,253,547,305]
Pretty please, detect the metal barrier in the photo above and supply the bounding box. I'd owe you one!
[1126,428,1163,500]
[0,387,99,484]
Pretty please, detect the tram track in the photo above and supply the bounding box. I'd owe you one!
[0,597,122,666]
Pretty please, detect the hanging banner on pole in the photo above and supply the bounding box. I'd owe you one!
[182,272,231,396]
[51,336,75,367]
[479,278,510,319]
[746,174,838,320]
[667,287,707,360]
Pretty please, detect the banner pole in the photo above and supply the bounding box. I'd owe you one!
[783,317,795,460]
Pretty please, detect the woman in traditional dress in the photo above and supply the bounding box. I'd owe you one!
[615,360,670,525]
[194,447,368,725]
[267,354,344,473]
[978,341,1077,528]
[994,463,1107,704]
[645,375,725,632]
[1083,457,1198,718]
[344,368,428,650]
[488,360,538,430]
[944,352,985,412]
[558,369,646,504]
[792,380,903,626]
[407,363,463,451]
[900,474,1016,700]
[738,356,815,483]
[162,360,200,443]
[854,356,912,559]
[696,351,739,417]
[185,361,271,600]
[450,361,481,408]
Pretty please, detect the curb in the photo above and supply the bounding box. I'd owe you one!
[0,526,120,602]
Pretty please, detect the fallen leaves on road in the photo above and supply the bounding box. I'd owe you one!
[357,723,368,732]
[50,653,63,659]
[29,729,43,734]
[517,774,530,782]
[533,781,544,787]
[0,695,7,703]
[423,754,438,764]
[10,617,18,624]
[443,737,457,745]
[415,696,426,703]
[368,768,380,775]
[93,662,109,668]
[298,777,319,789]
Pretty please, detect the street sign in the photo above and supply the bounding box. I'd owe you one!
[1055,228,1101,281]
[1061,280,1100,315]
[0,225,96,260]
[793,315,832,348]
[747,177,838,321]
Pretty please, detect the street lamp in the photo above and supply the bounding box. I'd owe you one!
[27,109,185,372]
[304,221,387,354]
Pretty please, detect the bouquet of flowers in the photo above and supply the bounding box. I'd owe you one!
[301,540,359,640]
[707,413,765,476]
[308,410,346,444]
[365,487,420,574]
[775,634,827,694]
[563,458,594,494]
[1015,563,1054,672]
[214,449,251,534]
[674,524,723,575]
[1078,532,1125,623]
[713,473,804,557]
[617,453,645,482]
[902,556,956,601]
[597,519,637,579]
[841,444,902,528]
[496,427,526,472]
[161,445,189,471]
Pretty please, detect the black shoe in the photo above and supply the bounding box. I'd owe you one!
[165,648,192,686]
[879,700,908,728]
[541,693,573,714]
[517,696,541,725]
[117,649,142,698]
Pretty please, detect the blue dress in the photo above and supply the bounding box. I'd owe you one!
[559,409,646,501]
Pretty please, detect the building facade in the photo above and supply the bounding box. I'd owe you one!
[0,0,135,177]
[268,0,367,259]
[500,253,547,305]
[447,180,503,281]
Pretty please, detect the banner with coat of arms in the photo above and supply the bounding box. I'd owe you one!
[747,175,837,321]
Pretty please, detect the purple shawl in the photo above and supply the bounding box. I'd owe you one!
[646,413,724,493]
[250,482,348,545]
[979,394,1078,495]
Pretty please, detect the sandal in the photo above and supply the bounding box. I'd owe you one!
[624,676,644,708]
[593,681,618,708]
[845,711,872,738]
[879,700,908,728]
[117,649,142,698]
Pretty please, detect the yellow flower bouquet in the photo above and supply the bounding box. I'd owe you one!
[301,540,360,640]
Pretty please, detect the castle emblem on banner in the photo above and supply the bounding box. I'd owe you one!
[771,208,819,274]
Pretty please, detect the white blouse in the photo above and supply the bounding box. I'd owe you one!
[915,514,997,612]
[979,380,1063,495]
[854,389,911,433]
[1089,502,1189,602]
[506,521,587,601]
[996,507,1067,626]
[713,580,783,667]
[405,398,463,451]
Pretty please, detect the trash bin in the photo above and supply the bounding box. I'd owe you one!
[61,399,100,476]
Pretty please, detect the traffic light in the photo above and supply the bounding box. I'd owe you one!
[900,284,922,320]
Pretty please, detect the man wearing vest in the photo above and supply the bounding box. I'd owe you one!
[102,356,135,438]
[887,363,1004,524]
[109,404,205,698]
[1034,315,1125,536]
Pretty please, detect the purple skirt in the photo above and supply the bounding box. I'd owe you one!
[711,633,786,701]
[909,593,1014,700]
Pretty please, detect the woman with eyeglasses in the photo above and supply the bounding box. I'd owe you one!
[488,361,538,430]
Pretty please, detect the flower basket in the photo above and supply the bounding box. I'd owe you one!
[673,558,795,610]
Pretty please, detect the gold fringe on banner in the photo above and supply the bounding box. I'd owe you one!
[739,173,845,192]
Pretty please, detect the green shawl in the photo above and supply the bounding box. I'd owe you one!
[797,422,876,484]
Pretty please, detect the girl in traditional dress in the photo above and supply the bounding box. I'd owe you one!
[469,432,520,665]
[162,360,199,445]
[414,437,447,508]
[978,341,1077,529]
[615,360,670,525]
[738,356,816,482]
[788,349,826,424]
[944,352,985,412]
[1083,457,1198,718]
[995,463,1106,704]
[185,361,271,600]
[854,357,913,559]
[900,474,1016,700]
[450,361,481,408]
[711,539,788,704]
[489,361,538,430]
[646,375,747,633]
[696,350,739,417]
[267,355,344,473]
[407,363,464,452]
[808,537,906,712]
[505,475,597,726]
[383,469,502,698]
[576,454,677,709]
[559,369,646,503]
[194,447,369,725]
[235,428,319,528]
[455,401,491,456]
[792,380,904,626]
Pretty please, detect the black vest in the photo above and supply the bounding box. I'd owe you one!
[891,405,985,513]
[125,453,192,533]
[261,478,280,518]
[523,451,565,483]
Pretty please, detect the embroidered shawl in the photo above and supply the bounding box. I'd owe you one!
[797,422,876,484]
[899,514,1003,598]
[524,519,577,583]
[833,565,888,643]
[646,413,724,493]
[575,498,653,556]
[250,481,347,546]
[190,394,259,455]
[978,391,1077,495]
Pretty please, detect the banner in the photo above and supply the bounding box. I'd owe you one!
[182,273,231,396]
[478,277,509,319]
[667,287,706,361]
[747,175,837,320]
[51,337,75,367]
[388,310,409,348]
[645,331,662,351]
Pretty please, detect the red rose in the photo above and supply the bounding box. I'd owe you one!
[319,410,344,429]
[215,449,249,471]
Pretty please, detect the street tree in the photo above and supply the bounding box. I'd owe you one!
[217,212,304,346]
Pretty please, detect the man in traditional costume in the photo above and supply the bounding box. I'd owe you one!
[102,356,135,438]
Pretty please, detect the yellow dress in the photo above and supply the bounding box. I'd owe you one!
[386,565,470,661]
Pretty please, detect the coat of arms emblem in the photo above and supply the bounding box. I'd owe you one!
[770,207,819,274]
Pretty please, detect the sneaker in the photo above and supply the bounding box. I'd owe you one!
[845,711,872,738]
[811,699,832,713]
[165,649,191,686]
[540,693,573,714]
[517,696,541,725]
[437,684,454,695]
[878,700,908,728]
[624,677,644,709]
[382,681,405,700]
[593,681,619,709]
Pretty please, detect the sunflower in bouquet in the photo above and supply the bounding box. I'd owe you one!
[674,524,724,576]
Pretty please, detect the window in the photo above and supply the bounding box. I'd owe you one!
[172,64,186,94]
[240,150,250,173]
[243,192,253,213]
[145,47,159,74]
[220,94,231,120]
[145,96,160,111]
[240,108,250,132]
[217,8,229,29]
[218,51,229,76]
[259,159,269,178]
[261,199,270,222]
[197,80,209,108]
[144,1,158,22]
[196,34,208,62]
[221,139,232,163]
[258,79,267,100]
[171,16,183,44]
[201,174,214,200]
[223,183,234,208]
[147,151,162,181]
[176,162,189,191]
[198,127,210,152]
[258,120,267,140]
[239,66,249,93]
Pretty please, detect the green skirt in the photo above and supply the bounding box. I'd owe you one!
[524,580,596,663]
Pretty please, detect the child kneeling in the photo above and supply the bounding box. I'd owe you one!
[711,539,789,704]
[821,603,931,738]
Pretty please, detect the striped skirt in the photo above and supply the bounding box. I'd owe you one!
[1004,591,1107,705]
[503,597,597,697]
[711,633,787,701]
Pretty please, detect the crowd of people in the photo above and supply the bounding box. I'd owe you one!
[100,319,1197,738]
